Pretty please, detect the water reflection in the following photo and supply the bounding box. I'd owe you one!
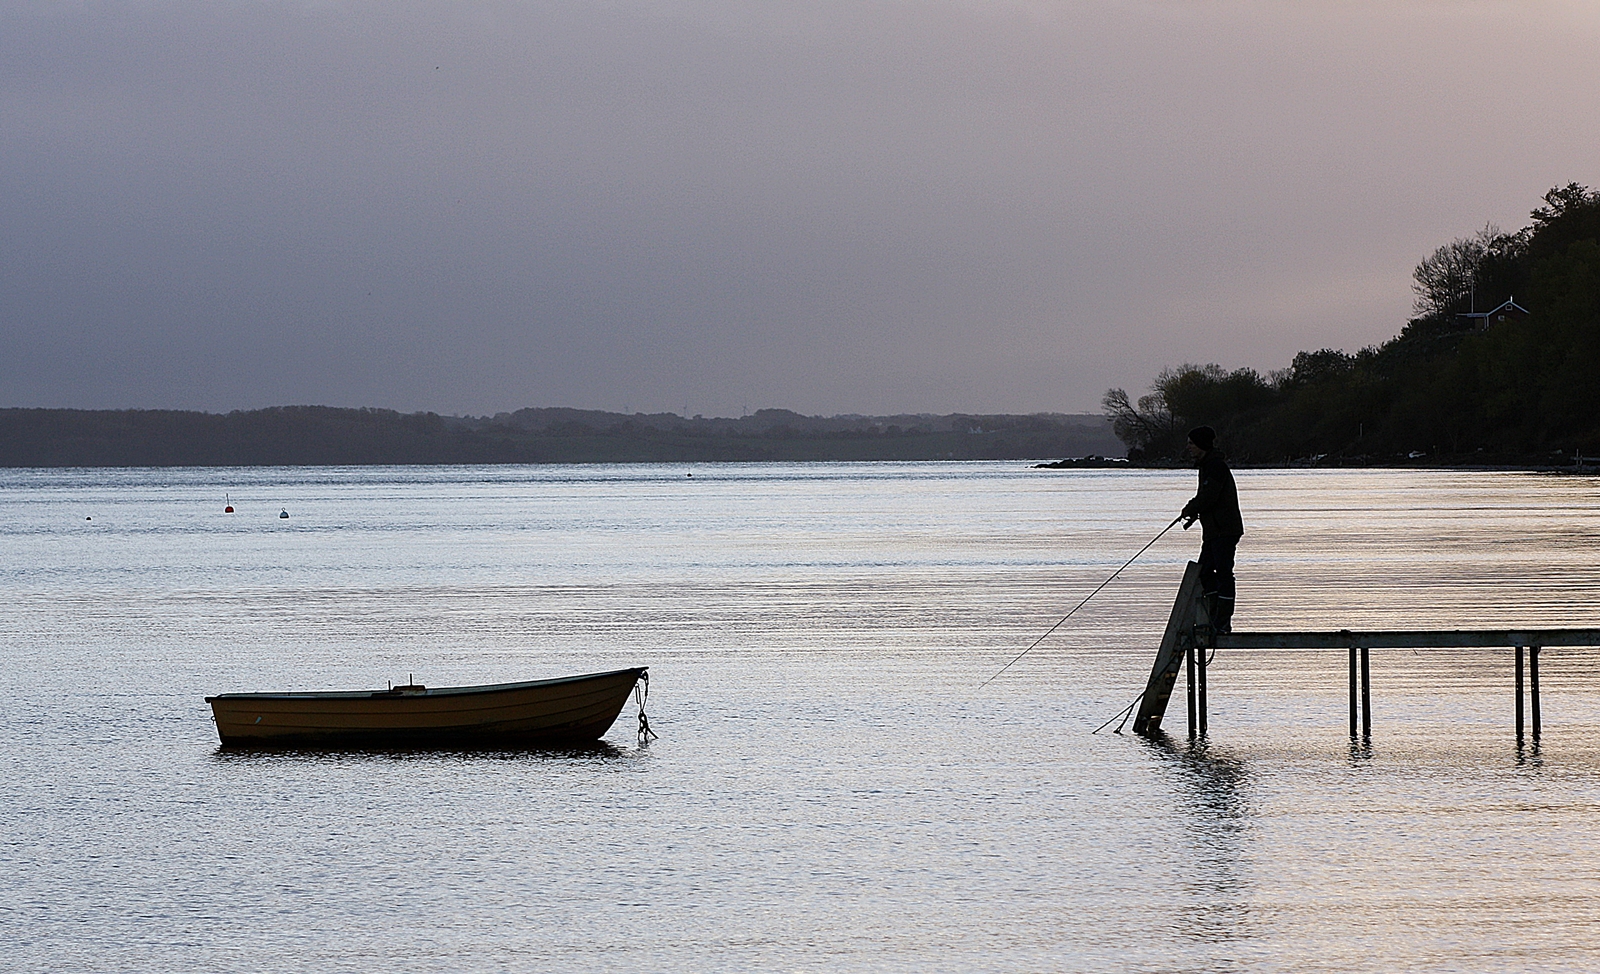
[1144,733,1257,950]
[9,465,1600,972]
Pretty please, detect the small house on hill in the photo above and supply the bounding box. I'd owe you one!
[1456,297,1530,331]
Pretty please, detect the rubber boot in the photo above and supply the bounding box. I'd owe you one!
[1212,595,1234,634]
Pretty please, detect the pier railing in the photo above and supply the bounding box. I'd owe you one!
[1132,562,1600,741]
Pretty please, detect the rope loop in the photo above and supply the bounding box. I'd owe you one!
[635,670,659,742]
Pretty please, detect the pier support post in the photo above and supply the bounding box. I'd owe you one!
[1360,645,1371,738]
[1348,646,1358,737]
[1531,644,1542,742]
[1197,642,1208,738]
[1516,644,1525,742]
[1186,646,1197,739]
[1347,643,1371,738]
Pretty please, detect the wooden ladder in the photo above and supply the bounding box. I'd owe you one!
[1132,561,1205,735]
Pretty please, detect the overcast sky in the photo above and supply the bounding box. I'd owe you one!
[3,1,1598,417]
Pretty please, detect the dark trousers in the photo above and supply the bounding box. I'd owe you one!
[1198,534,1239,630]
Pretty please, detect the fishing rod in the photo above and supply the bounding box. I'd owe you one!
[979,514,1184,688]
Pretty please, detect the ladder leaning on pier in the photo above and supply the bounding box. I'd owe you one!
[1131,562,1600,741]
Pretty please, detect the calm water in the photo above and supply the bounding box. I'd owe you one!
[3,463,1600,972]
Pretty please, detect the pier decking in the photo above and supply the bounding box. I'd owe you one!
[1132,562,1600,740]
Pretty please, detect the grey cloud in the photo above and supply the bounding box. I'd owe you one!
[3,1,1598,416]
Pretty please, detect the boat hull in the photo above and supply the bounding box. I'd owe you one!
[205,667,646,748]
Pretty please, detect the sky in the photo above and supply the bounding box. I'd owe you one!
[3,1,1598,418]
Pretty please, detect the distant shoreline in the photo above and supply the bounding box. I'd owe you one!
[6,406,1591,472]
[0,405,1123,468]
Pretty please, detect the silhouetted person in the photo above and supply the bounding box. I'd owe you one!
[1180,426,1243,633]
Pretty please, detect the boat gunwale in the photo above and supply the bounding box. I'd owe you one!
[204,666,646,703]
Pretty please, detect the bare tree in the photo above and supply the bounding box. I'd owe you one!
[1411,224,1500,318]
[1102,386,1180,457]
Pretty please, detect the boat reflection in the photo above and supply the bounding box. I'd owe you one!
[209,739,631,762]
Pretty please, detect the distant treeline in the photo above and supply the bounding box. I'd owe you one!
[1106,183,1600,465]
[0,406,1121,467]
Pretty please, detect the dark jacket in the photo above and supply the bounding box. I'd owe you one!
[1182,450,1244,541]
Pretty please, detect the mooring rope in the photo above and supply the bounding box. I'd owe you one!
[635,671,658,742]
[979,515,1184,688]
[1091,689,1146,735]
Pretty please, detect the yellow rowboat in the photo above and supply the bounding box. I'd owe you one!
[205,667,648,748]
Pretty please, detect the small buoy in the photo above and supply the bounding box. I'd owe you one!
[225,493,234,513]
[279,509,289,519]
[85,516,92,521]
[225,506,234,513]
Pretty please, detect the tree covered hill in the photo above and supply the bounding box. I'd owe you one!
[0,406,1121,467]
[1105,183,1600,464]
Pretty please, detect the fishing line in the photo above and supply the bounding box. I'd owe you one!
[979,515,1184,688]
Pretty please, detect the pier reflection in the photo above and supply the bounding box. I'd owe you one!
[1144,732,1258,948]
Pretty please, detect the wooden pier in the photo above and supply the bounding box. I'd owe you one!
[1132,562,1600,740]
